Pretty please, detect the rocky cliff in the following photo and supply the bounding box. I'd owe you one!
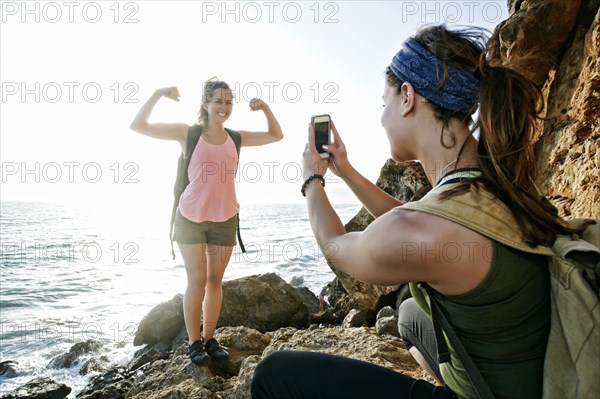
[489,0,600,218]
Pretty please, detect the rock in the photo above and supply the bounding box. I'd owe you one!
[261,326,427,379]
[376,306,396,319]
[199,326,270,377]
[133,294,184,346]
[170,326,189,352]
[47,340,102,369]
[88,325,427,399]
[342,309,371,328]
[534,4,600,218]
[345,160,432,233]
[124,326,268,399]
[309,310,339,326]
[489,0,581,86]
[220,355,261,399]
[376,306,400,337]
[318,281,334,311]
[488,0,600,217]
[76,366,134,399]
[289,275,304,286]
[219,273,308,332]
[293,286,320,315]
[2,377,71,399]
[127,342,171,372]
[79,356,109,376]
[124,348,212,399]
[0,360,18,378]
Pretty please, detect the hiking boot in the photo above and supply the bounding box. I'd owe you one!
[205,338,229,362]
[188,340,209,366]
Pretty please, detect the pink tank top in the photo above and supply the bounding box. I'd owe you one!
[178,134,240,223]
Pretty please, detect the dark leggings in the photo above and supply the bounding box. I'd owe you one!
[251,300,455,399]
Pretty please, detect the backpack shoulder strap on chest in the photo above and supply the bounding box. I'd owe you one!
[169,125,203,259]
[224,128,242,156]
[223,128,245,253]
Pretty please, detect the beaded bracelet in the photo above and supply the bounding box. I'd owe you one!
[301,174,325,197]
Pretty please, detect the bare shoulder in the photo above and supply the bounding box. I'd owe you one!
[370,207,492,294]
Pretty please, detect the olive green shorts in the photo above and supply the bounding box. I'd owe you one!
[173,211,237,246]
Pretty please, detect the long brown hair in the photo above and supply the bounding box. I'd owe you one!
[387,25,574,247]
[196,78,232,127]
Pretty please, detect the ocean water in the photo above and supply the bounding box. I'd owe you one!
[0,201,361,396]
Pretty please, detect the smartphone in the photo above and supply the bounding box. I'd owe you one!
[311,114,331,159]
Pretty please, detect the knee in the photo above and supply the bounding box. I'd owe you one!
[251,351,292,395]
[205,274,223,290]
[397,298,419,342]
[254,351,285,376]
[251,352,281,398]
[185,274,206,292]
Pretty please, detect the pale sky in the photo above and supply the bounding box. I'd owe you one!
[1,1,508,210]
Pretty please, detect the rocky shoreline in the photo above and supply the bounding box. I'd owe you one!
[3,0,599,395]
[1,161,432,399]
[1,271,431,399]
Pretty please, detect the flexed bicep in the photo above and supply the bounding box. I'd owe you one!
[130,87,188,145]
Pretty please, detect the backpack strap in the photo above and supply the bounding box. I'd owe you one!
[170,125,203,259]
[225,128,246,253]
[225,127,242,155]
[402,183,554,256]
[423,283,496,399]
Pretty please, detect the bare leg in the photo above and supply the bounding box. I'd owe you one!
[178,243,207,345]
[203,244,233,340]
[409,347,444,386]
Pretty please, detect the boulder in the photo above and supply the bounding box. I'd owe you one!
[47,340,102,369]
[133,294,184,346]
[219,273,308,332]
[2,377,71,399]
[376,306,400,337]
[127,342,171,372]
[75,366,134,399]
[79,356,110,376]
[0,361,18,378]
[342,309,371,328]
[293,286,320,315]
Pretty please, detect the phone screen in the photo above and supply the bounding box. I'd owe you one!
[314,119,330,154]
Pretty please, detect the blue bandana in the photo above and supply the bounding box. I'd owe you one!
[390,38,480,115]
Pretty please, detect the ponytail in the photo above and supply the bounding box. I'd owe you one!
[472,62,570,246]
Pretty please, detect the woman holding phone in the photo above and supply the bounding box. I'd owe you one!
[131,79,283,366]
[251,24,573,399]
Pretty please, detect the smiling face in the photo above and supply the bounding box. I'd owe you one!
[204,87,233,124]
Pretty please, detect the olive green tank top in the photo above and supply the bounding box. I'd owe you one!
[411,240,550,399]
